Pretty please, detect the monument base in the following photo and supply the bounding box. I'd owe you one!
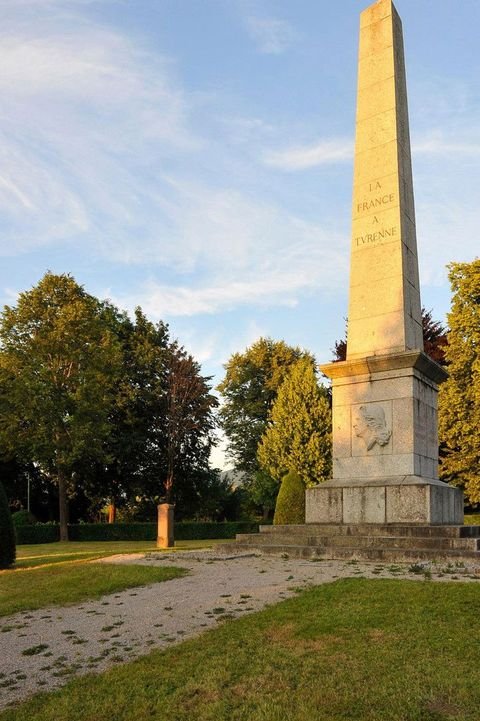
[306,477,463,525]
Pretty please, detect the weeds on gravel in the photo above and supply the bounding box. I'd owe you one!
[21,644,49,656]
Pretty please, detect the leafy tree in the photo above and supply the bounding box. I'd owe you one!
[257,357,332,486]
[164,344,218,504]
[422,308,448,366]
[174,468,244,521]
[332,308,448,365]
[218,338,313,474]
[273,470,305,525]
[81,310,218,518]
[83,306,171,520]
[439,260,480,503]
[245,468,280,521]
[0,272,121,540]
[0,479,16,569]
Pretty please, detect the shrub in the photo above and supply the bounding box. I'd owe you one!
[0,481,16,568]
[15,523,59,545]
[273,470,305,525]
[12,509,37,526]
[15,521,259,544]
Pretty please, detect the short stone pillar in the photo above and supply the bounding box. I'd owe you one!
[157,503,174,548]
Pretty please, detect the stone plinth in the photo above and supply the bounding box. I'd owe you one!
[157,503,174,548]
[324,351,446,483]
[306,480,463,525]
[306,350,463,525]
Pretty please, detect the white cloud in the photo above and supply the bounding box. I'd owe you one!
[0,9,197,256]
[263,138,353,170]
[111,216,347,317]
[413,133,480,157]
[245,16,299,55]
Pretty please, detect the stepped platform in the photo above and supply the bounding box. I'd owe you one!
[218,523,480,564]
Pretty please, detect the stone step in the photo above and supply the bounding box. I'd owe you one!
[258,524,480,539]
[235,532,480,552]
[218,542,480,564]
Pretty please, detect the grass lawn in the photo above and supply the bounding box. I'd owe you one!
[14,538,229,569]
[0,539,226,617]
[1,577,480,721]
[464,514,480,525]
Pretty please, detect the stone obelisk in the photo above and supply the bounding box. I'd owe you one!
[306,0,463,525]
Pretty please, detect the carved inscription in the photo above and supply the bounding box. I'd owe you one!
[356,194,394,214]
[354,180,397,248]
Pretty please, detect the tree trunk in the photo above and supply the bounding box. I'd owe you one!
[165,471,174,504]
[58,468,69,541]
[107,501,116,524]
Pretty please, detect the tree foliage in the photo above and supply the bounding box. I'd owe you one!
[257,357,331,486]
[422,308,448,366]
[245,469,280,520]
[273,470,305,525]
[439,260,480,503]
[0,273,219,530]
[74,313,218,515]
[0,480,16,569]
[164,344,218,503]
[0,272,121,540]
[217,338,312,474]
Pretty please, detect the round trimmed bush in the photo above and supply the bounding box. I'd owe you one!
[12,509,37,526]
[0,481,16,569]
[273,470,305,525]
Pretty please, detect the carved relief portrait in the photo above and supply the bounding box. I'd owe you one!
[353,404,391,451]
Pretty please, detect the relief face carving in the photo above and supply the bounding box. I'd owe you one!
[353,404,391,451]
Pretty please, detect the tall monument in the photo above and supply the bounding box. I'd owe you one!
[306,0,463,525]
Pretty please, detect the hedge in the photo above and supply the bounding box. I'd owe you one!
[15,521,259,545]
[15,524,59,545]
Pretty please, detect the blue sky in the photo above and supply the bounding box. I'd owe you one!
[1,0,479,468]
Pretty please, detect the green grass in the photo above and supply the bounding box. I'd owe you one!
[0,539,225,617]
[464,514,480,525]
[14,538,228,569]
[2,578,480,720]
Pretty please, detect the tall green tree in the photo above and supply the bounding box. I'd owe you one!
[0,272,121,540]
[257,357,332,486]
[81,310,218,517]
[83,306,171,520]
[439,260,480,503]
[217,338,313,475]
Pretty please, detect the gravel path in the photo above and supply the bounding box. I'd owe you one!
[1,550,479,711]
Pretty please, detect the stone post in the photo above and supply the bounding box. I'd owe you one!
[157,503,174,548]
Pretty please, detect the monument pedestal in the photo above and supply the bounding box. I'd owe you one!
[306,350,464,526]
[306,478,463,525]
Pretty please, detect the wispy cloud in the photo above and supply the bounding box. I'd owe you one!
[111,216,348,317]
[263,138,354,170]
[245,16,299,55]
[413,133,480,157]
[0,7,197,255]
